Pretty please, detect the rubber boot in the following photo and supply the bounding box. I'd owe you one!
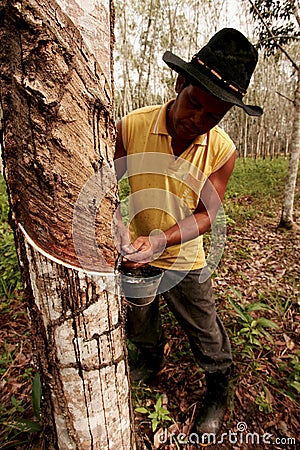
[130,338,165,384]
[194,367,231,444]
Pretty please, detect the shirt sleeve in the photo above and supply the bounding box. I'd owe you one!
[210,127,236,173]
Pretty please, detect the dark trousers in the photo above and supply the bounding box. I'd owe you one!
[126,268,232,373]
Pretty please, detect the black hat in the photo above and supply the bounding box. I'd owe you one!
[163,28,263,116]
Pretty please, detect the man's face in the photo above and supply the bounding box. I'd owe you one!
[170,77,232,139]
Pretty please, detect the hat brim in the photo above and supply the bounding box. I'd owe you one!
[163,51,263,117]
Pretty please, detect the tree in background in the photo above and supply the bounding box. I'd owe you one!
[114,0,297,169]
[114,0,231,117]
[246,0,300,230]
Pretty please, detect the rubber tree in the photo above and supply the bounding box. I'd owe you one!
[0,0,135,448]
[247,0,300,230]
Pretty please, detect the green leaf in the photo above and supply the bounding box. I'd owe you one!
[232,337,246,345]
[250,329,262,336]
[151,418,158,432]
[228,298,251,323]
[262,330,274,343]
[289,381,300,394]
[155,395,162,410]
[252,337,262,347]
[246,302,271,312]
[9,419,42,433]
[239,327,250,334]
[18,419,42,433]
[135,407,149,415]
[158,407,170,416]
[32,373,42,420]
[255,318,279,329]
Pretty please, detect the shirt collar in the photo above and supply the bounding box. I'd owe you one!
[151,100,207,146]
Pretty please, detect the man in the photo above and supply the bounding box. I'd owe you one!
[114,28,262,442]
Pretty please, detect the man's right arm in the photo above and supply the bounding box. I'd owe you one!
[113,120,137,259]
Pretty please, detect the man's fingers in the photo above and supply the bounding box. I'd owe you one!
[120,258,148,270]
[121,243,137,255]
[123,249,152,263]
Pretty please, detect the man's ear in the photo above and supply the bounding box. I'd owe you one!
[175,75,187,93]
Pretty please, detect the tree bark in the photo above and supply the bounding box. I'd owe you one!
[0,1,135,449]
[279,67,300,230]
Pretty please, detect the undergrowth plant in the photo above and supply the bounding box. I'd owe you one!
[0,157,299,447]
[0,373,42,449]
[0,176,41,448]
[0,176,21,302]
[135,394,172,432]
[228,293,279,354]
[278,352,300,400]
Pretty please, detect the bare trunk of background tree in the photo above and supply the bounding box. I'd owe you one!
[0,1,136,449]
[279,68,300,230]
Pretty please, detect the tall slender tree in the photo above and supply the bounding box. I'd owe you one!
[247,0,300,229]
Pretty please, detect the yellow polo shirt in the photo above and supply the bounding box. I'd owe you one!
[121,101,235,271]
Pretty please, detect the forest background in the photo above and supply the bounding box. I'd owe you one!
[113,0,298,159]
[0,0,299,449]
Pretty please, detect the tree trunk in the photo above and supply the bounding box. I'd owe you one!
[0,1,135,449]
[279,67,300,230]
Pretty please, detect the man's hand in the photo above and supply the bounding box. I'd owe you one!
[122,232,167,270]
[113,218,137,256]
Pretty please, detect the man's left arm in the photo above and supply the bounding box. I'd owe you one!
[123,151,236,267]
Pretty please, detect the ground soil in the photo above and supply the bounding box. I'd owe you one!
[0,214,299,449]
